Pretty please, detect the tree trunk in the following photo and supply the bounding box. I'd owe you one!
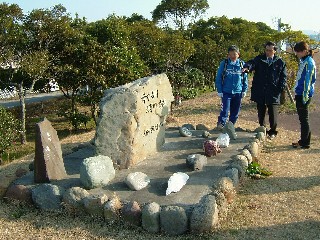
[71,92,78,131]
[18,84,27,144]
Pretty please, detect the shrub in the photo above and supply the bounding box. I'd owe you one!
[58,107,92,131]
[168,67,207,100]
[0,106,21,154]
[178,87,199,99]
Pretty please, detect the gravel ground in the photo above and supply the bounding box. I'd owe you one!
[0,90,320,239]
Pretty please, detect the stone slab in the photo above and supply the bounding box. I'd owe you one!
[14,128,255,208]
[34,118,67,183]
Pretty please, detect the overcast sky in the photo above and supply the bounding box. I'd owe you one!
[3,0,320,33]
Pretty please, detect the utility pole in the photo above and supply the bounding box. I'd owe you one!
[277,18,282,53]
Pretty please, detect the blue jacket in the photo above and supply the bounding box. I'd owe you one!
[215,58,248,94]
[294,55,316,104]
[244,54,287,105]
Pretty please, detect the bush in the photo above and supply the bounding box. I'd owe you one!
[178,87,199,99]
[167,67,208,100]
[58,108,92,131]
[0,106,21,154]
[168,67,206,90]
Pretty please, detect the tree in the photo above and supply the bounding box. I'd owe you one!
[126,13,148,23]
[152,0,209,30]
[54,15,150,129]
[162,32,195,71]
[0,106,20,158]
[128,20,167,73]
[23,4,73,53]
[76,36,109,125]
[0,3,29,144]
[189,38,223,88]
[86,15,150,88]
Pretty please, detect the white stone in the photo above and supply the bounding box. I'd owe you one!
[125,172,150,191]
[80,155,115,189]
[166,172,189,195]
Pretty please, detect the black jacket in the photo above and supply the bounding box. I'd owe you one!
[244,54,287,104]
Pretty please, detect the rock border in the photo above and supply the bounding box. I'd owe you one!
[2,127,266,236]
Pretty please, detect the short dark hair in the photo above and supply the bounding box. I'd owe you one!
[294,41,313,56]
[228,45,239,53]
[265,41,278,51]
[294,41,309,52]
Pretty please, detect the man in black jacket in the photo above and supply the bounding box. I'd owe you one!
[243,41,287,138]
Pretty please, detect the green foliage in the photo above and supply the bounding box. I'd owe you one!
[58,107,92,131]
[86,16,150,87]
[152,0,209,30]
[279,101,297,114]
[86,15,131,47]
[162,32,195,71]
[0,106,21,154]
[246,162,272,178]
[278,48,299,90]
[177,87,199,99]
[168,67,205,89]
[187,68,206,86]
[12,207,27,219]
[168,67,206,99]
[128,20,167,73]
[189,38,223,86]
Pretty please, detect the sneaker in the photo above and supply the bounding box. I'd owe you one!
[267,130,277,140]
[216,123,224,131]
[268,134,276,139]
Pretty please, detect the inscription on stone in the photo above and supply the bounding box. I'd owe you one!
[34,118,67,183]
[95,74,174,169]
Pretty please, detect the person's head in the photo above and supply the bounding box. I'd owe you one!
[264,41,277,58]
[294,41,313,59]
[227,45,240,61]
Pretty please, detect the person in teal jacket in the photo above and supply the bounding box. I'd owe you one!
[215,45,248,129]
[292,41,316,149]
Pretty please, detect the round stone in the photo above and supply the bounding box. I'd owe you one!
[179,127,192,137]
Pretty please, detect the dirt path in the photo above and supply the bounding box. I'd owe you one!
[242,83,320,137]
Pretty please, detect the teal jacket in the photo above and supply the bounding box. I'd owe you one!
[215,58,248,94]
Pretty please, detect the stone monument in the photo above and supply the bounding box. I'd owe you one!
[95,73,174,169]
[34,118,67,183]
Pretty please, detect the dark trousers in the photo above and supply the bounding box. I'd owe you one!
[218,92,242,125]
[295,95,311,146]
[256,103,278,135]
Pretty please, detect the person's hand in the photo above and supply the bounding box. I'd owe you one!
[242,67,249,73]
[217,92,223,98]
[242,92,246,98]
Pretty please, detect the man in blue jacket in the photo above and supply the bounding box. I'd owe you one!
[243,41,287,138]
[215,45,248,129]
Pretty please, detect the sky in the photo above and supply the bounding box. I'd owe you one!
[2,0,320,33]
